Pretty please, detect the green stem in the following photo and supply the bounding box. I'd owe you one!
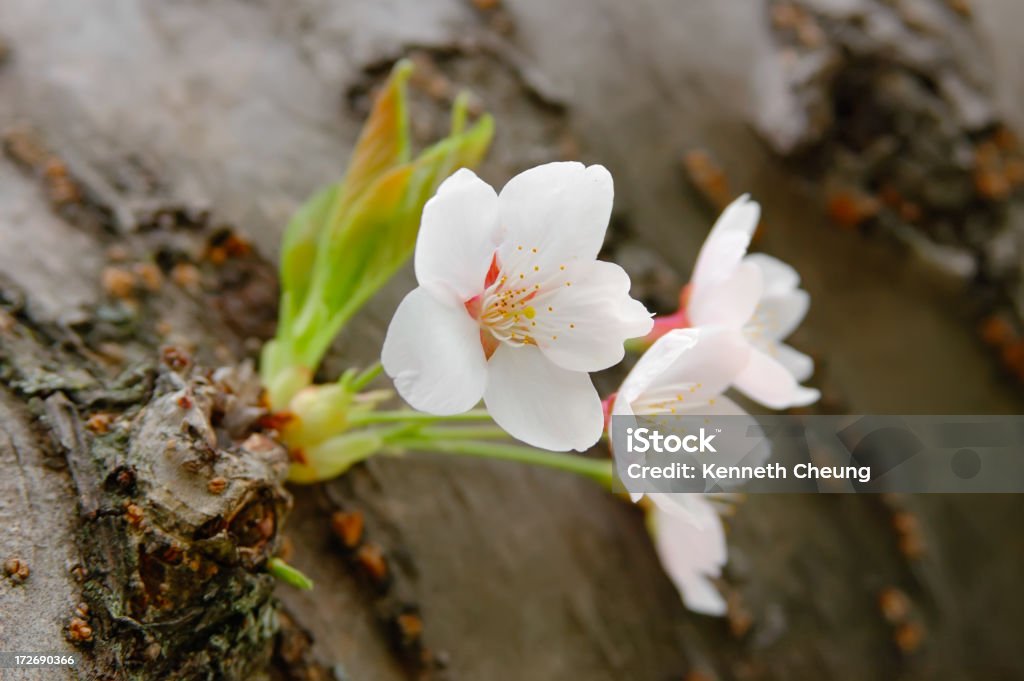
[349,361,383,392]
[390,437,614,489]
[267,557,314,590]
[413,426,512,440]
[349,408,494,426]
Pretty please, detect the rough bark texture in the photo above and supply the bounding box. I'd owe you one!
[1,1,1023,680]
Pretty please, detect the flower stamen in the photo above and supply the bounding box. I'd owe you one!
[465,250,568,351]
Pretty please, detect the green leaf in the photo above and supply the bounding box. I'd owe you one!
[298,111,494,369]
[336,60,413,207]
[266,57,495,391]
[278,60,413,332]
[278,185,337,330]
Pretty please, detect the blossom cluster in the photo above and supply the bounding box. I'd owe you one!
[262,61,819,617]
[382,168,819,615]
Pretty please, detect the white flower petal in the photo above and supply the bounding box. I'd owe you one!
[774,342,814,382]
[615,329,700,411]
[703,394,748,417]
[748,288,809,342]
[744,253,800,297]
[497,162,613,270]
[415,169,501,301]
[652,497,728,616]
[688,260,763,330]
[690,195,759,295]
[648,492,720,527]
[484,344,603,451]
[734,347,821,409]
[627,327,751,414]
[535,261,652,372]
[678,569,729,616]
[382,287,487,415]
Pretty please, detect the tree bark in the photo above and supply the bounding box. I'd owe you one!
[1,1,1023,680]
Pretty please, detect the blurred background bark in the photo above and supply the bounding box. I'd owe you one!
[1,1,1023,679]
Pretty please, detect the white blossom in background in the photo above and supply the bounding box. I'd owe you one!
[686,195,820,409]
[606,325,753,489]
[649,494,730,616]
[382,162,652,451]
[609,327,747,615]
[612,327,751,503]
[612,327,750,423]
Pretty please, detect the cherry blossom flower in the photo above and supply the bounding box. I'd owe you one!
[382,162,653,451]
[613,328,749,421]
[610,327,751,505]
[649,494,729,616]
[608,328,753,615]
[650,195,820,409]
